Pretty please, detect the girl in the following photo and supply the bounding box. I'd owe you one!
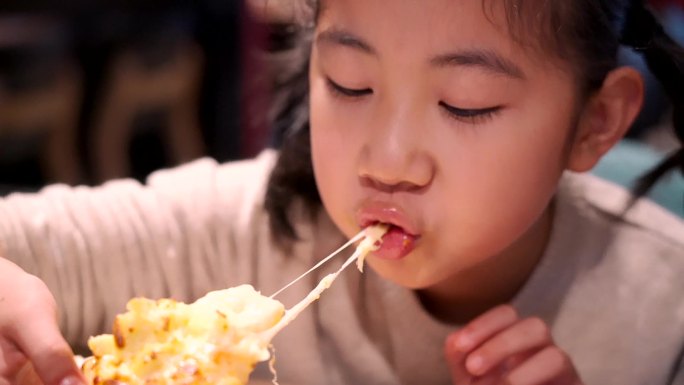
[2,0,684,384]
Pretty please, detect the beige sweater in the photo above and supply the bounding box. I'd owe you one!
[2,150,684,385]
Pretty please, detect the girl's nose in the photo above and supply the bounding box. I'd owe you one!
[358,109,435,193]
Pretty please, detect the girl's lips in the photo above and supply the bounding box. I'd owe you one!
[356,202,419,235]
[356,202,420,260]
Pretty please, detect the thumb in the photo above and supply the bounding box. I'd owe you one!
[0,260,86,385]
[444,333,473,384]
[7,292,86,385]
[13,317,86,385]
[12,316,86,385]
[14,361,43,385]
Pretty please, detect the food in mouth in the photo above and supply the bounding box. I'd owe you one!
[356,204,420,260]
[371,224,418,260]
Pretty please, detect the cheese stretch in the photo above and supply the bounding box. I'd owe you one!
[81,225,387,385]
[82,285,284,385]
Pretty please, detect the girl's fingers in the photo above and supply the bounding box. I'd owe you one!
[13,332,82,385]
[469,365,506,385]
[446,306,581,385]
[14,362,44,385]
[446,305,519,384]
[465,317,552,376]
[0,269,85,385]
[506,345,579,385]
[444,333,472,383]
[9,305,85,385]
[452,305,519,353]
[0,337,27,379]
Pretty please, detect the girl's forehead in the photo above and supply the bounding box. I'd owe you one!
[318,0,509,39]
[315,0,561,72]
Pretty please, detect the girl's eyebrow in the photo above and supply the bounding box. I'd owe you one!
[431,49,526,80]
[316,27,376,55]
[316,26,525,80]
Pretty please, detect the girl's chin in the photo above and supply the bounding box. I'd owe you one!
[365,257,442,290]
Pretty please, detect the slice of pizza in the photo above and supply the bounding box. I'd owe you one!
[81,225,387,385]
[82,285,284,385]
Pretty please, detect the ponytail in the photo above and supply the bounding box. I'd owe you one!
[619,0,684,199]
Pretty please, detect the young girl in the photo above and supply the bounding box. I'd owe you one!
[2,0,684,384]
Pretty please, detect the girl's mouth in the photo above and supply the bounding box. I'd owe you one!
[356,203,420,260]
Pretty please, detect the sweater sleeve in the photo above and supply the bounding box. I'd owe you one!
[0,150,278,346]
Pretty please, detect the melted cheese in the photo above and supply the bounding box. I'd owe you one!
[81,225,388,385]
[356,224,387,272]
[82,285,284,385]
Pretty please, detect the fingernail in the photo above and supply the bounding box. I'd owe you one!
[467,354,484,374]
[60,375,85,385]
[454,334,473,351]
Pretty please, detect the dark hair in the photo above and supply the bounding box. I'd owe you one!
[264,0,684,244]
[263,22,316,245]
[619,1,684,200]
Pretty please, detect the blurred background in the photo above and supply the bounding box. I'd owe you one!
[0,0,281,193]
[0,0,682,215]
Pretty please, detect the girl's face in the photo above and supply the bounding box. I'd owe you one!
[310,0,580,290]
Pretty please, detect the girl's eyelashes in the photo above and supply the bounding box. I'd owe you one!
[324,76,500,125]
[439,101,502,124]
[325,77,373,98]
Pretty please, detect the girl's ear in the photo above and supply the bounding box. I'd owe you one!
[567,66,645,172]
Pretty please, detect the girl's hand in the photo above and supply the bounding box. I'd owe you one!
[0,258,86,385]
[444,305,584,385]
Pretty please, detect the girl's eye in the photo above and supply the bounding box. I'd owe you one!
[439,101,501,124]
[326,77,373,98]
